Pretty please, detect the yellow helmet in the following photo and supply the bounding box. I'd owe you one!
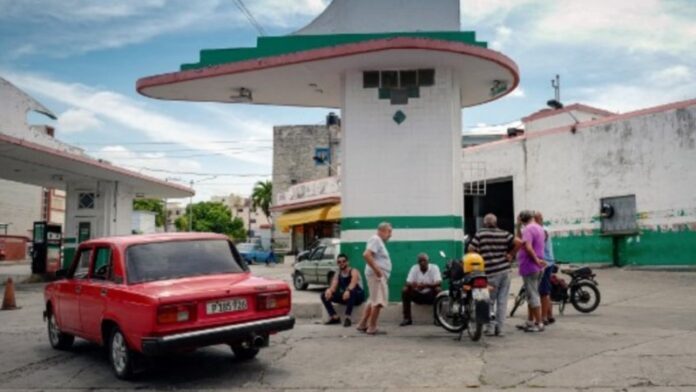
[462,252,485,273]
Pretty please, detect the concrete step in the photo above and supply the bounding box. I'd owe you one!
[292,301,436,324]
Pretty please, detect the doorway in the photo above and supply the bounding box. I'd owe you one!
[464,178,515,240]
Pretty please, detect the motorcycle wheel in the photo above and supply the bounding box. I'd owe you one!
[434,294,466,333]
[509,287,527,317]
[570,282,601,313]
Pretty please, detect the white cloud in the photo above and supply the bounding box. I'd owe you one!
[4,70,274,166]
[57,108,103,133]
[508,87,525,98]
[489,25,512,51]
[464,120,522,135]
[530,0,696,55]
[573,65,696,112]
[2,0,329,58]
[459,0,539,24]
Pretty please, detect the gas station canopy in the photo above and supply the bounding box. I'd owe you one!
[0,132,192,199]
[137,33,519,108]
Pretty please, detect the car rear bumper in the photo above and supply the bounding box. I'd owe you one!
[141,315,295,355]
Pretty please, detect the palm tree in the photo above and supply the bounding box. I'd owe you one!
[251,180,272,221]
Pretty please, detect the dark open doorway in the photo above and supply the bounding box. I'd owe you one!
[464,178,515,240]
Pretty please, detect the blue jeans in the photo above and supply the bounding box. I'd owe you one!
[320,289,365,317]
[488,272,511,329]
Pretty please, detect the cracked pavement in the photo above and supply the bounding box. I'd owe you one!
[0,268,695,391]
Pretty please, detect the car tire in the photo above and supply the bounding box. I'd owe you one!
[293,272,309,290]
[231,344,260,360]
[47,310,74,350]
[108,326,136,380]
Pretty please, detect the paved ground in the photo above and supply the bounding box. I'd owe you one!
[1,267,695,391]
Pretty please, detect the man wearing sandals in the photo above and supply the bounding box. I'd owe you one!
[357,222,392,335]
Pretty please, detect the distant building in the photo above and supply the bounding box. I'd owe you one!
[210,193,271,246]
[271,119,341,253]
[131,210,157,234]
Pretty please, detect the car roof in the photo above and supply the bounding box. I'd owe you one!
[80,232,229,247]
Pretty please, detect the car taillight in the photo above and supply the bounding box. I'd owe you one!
[256,292,291,311]
[157,304,195,324]
[472,277,488,288]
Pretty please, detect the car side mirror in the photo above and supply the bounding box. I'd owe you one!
[55,269,68,279]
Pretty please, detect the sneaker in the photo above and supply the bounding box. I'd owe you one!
[399,319,413,327]
[324,317,341,325]
[484,324,496,336]
[495,326,504,337]
[516,320,534,330]
[343,318,352,327]
[525,323,545,333]
[546,317,556,325]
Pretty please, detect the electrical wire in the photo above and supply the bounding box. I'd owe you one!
[234,0,267,36]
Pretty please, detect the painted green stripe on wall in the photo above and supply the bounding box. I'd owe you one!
[552,229,696,266]
[341,239,463,302]
[342,215,463,231]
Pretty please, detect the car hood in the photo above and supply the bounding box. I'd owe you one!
[127,273,288,303]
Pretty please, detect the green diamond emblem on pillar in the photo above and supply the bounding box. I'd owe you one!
[393,110,406,125]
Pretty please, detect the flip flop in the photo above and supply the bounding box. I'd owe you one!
[366,329,386,335]
[356,326,368,333]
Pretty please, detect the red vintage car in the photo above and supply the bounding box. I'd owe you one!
[43,233,294,379]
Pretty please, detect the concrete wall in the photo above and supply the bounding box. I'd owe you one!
[462,101,696,266]
[271,124,340,251]
[341,67,463,299]
[0,179,42,237]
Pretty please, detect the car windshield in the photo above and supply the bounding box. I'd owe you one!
[237,243,255,252]
[126,239,245,284]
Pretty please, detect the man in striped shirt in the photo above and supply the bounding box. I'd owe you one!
[468,213,521,336]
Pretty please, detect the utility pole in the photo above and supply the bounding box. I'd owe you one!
[551,74,561,102]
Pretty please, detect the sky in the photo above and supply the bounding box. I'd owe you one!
[1,0,694,202]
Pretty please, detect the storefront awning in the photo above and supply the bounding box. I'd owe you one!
[325,204,341,221]
[276,204,341,232]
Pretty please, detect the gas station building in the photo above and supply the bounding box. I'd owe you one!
[0,77,193,269]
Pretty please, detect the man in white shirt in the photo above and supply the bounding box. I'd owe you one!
[400,253,442,326]
[357,222,392,335]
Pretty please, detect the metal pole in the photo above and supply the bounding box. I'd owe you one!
[189,180,194,232]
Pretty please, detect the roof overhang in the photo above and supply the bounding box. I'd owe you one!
[137,37,519,108]
[0,132,193,199]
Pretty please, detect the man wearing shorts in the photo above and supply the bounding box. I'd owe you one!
[517,210,547,332]
[357,222,392,335]
[535,211,556,325]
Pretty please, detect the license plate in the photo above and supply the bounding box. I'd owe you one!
[472,288,490,301]
[206,298,248,315]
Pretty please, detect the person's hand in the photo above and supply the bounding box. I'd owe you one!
[537,258,547,268]
[342,291,350,301]
[324,289,333,300]
[506,254,514,262]
[375,270,384,280]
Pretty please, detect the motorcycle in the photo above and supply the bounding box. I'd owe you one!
[434,252,490,341]
[509,262,601,317]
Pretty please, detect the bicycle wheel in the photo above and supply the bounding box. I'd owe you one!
[509,287,527,317]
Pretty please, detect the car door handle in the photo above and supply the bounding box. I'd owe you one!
[100,288,108,297]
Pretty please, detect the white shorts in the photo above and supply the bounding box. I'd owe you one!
[367,275,389,307]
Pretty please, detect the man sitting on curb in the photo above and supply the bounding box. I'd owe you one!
[321,253,365,327]
[400,253,442,326]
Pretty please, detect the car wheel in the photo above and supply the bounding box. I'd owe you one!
[109,326,136,380]
[293,272,309,290]
[231,344,260,360]
[47,310,74,350]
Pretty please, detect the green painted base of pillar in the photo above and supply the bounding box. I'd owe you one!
[553,229,696,266]
[342,240,462,302]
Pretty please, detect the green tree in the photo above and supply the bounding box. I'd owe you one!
[133,198,166,227]
[251,180,272,221]
[174,201,246,241]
